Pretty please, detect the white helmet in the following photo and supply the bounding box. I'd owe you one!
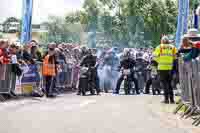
[143,52,149,62]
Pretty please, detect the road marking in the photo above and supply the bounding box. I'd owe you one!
[80,100,96,107]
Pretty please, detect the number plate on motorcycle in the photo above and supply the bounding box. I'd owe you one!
[123,69,131,75]
[80,67,88,74]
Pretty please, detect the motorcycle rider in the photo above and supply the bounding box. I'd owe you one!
[78,48,100,95]
[135,51,148,92]
[144,60,161,95]
[115,49,139,94]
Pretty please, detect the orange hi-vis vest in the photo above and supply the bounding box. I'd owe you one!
[42,55,56,76]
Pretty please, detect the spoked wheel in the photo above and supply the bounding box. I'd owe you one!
[79,77,88,96]
[88,81,98,95]
[124,80,130,95]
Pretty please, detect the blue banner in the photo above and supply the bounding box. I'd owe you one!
[175,0,189,47]
[183,0,189,34]
[194,3,199,29]
[21,0,33,44]
[21,65,39,84]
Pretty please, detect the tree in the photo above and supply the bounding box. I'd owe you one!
[3,17,20,33]
[40,16,81,44]
[121,0,178,47]
[0,33,3,39]
[40,0,178,48]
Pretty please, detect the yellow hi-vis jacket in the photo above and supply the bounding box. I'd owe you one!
[153,44,177,70]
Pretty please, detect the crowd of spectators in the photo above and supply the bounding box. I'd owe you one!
[0,39,84,97]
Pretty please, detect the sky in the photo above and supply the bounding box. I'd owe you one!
[0,0,84,24]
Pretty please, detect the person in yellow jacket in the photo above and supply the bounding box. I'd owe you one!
[42,43,58,98]
[153,36,177,104]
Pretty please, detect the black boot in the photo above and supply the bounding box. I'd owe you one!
[136,89,140,94]
[161,96,169,104]
[170,96,175,104]
[157,89,161,95]
[161,100,169,104]
[77,89,81,95]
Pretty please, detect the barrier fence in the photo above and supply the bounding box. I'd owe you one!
[0,63,77,101]
[0,64,16,99]
[174,57,200,126]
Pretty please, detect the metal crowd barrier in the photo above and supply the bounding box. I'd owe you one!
[174,57,200,126]
[0,62,76,101]
[55,63,74,91]
[0,64,17,101]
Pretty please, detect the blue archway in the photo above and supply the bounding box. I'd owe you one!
[175,0,190,47]
[21,0,33,44]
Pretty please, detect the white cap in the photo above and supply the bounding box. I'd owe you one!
[161,36,169,42]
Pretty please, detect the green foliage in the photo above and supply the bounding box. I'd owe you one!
[40,16,81,44]
[0,33,3,39]
[98,0,177,47]
[40,0,178,48]
[122,0,178,47]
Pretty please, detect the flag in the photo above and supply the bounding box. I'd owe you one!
[21,0,33,44]
[194,4,199,29]
[175,0,189,48]
[183,0,189,34]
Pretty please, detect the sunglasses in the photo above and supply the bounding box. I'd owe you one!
[49,48,54,51]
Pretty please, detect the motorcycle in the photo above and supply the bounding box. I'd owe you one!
[122,68,132,95]
[150,67,161,95]
[135,66,144,92]
[135,59,149,92]
[79,66,95,96]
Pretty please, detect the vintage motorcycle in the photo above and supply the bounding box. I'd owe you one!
[79,66,95,96]
[122,68,132,95]
[150,67,161,95]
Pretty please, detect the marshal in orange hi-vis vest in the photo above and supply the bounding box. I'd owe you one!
[42,55,56,76]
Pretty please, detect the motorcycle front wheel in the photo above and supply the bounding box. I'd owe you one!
[124,79,130,95]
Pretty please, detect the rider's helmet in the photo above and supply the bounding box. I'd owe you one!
[136,51,143,59]
[87,48,93,55]
[142,52,150,62]
[123,48,131,58]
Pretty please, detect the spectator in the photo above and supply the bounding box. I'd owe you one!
[0,40,9,80]
[31,45,42,62]
[9,44,18,64]
[22,44,34,64]
[183,41,200,61]
[80,46,88,57]
[55,47,67,89]
[71,47,81,90]
[178,36,192,54]
[0,39,10,64]
[9,44,22,95]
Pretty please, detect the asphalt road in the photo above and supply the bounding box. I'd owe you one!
[0,93,199,133]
